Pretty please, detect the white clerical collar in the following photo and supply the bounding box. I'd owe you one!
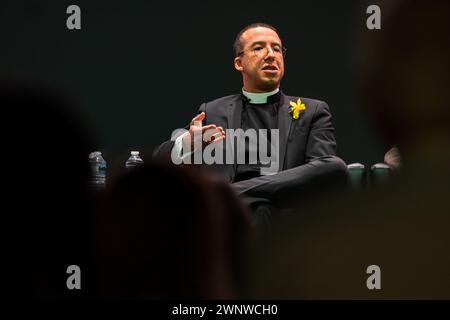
[242,88,280,104]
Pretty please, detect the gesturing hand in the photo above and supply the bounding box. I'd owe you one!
[182,112,225,152]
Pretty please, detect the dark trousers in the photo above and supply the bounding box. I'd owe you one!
[231,155,348,234]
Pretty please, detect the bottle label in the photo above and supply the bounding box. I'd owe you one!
[91,163,106,177]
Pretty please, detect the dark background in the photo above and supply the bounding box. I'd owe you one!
[1,0,386,167]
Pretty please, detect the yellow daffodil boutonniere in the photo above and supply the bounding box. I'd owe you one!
[289,98,306,120]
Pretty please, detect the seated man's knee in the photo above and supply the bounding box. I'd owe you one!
[324,156,349,187]
[310,156,349,187]
[327,156,348,177]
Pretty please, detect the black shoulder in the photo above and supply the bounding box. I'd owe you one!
[205,94,241,106]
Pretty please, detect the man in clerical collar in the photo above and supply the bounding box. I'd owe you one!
[154,23,347,222]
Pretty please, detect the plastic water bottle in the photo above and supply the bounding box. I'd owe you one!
[125,151,144,170]
[88,151,107,189]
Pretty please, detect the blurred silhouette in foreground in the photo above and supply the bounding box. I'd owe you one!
[0,79,253,300]
[244,0,450,299]
[1,79,94,299]
[94,160,253,299]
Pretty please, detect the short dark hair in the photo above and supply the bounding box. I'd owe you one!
[233,23,280,57]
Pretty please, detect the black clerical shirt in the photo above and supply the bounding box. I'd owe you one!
[233,91,281,182]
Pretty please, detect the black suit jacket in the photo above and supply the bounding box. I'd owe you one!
[153,91,337,182]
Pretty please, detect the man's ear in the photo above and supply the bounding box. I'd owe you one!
[234,57,243,72]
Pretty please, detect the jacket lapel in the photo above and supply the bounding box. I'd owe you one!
[227,95,243,130]
[277,92,293,171]
[226,96,243,180]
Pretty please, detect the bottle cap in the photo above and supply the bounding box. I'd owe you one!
[89,151,101,159]
[347,163,365,169]
[131,151,139,156]
[371,163,390,170]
